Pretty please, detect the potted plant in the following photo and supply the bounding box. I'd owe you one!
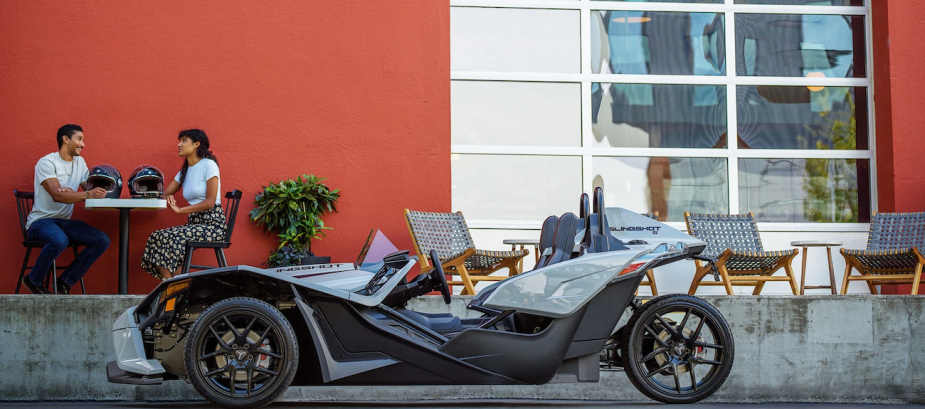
[249,174,341,267]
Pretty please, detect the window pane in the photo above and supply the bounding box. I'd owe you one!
[451,7,580,73]
[592,157,728,222]
[737,86,868,150]
[592,11,725,75]
[592,83,726,148]
[735,0,862,5]
[735,14,865,78]
[452,81,581,147]
[738,158,871,223]
[452,155,582,220]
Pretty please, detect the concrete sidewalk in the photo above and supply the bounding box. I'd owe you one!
[0,295,922,403]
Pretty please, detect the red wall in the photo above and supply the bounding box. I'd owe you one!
[0,1,451,294]
[872,0,925,294]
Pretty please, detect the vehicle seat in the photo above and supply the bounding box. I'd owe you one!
[534,215,558,270]
[546,213,580,267]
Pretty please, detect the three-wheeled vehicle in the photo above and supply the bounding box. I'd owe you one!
[107,188,734,408]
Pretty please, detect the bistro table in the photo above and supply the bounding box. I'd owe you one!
[86,198,167,294]
[791,240,843,295]
[503,238,540,275]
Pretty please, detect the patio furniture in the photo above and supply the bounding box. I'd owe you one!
[792,240,842,295]
[684,212,800,295]
[14,190,86,294]
[840,212,925,295]
[181,190,243,275]
[404,209,529,295]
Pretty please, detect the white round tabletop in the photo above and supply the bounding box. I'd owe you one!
[503,238,540,245]
[791,240,843,247]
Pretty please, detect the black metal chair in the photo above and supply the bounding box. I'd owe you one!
[14,190,86,294]
[181,190,243,274]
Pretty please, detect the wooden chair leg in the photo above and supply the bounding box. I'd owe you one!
[646,270,658,296]
[752,280,766,295]
[840,263,852,294]
[456,263,477,296]
[718,265,734,295]
[866,277,879,295]
[687,266,708,295]
[912,263,923,295]
[784,264,799,295]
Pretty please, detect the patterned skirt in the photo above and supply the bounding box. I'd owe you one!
[141,205,227,280]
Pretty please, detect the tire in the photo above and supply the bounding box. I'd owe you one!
[184,297,299,409]
[620,294,734,404]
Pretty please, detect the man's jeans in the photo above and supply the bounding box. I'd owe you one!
[27,218,110,287]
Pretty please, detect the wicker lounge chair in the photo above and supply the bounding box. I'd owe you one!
[684,212,800,295]
[840,212,925,295]
[404,209,529,295]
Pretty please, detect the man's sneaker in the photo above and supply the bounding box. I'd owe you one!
[56,281,71,295]
[21,276,51,295]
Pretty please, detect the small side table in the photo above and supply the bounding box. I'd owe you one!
[791,240,843,295]
[86,198,167,294]
[503,238,540,276]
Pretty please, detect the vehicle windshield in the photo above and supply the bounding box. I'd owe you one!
[355,229,399,272]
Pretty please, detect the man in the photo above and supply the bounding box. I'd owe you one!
[22,124,110,294]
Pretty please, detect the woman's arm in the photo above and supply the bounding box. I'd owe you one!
[164,180,180,196]
[169,177,219,214]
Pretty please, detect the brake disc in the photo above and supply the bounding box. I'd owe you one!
[653,322,706,375]
[213,329,274,381]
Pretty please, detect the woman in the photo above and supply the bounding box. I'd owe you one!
[141,129,226,280]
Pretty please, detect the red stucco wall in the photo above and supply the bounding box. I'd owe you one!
[872,0,925,294]
[0,1,451,294]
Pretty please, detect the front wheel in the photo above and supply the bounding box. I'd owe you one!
[621,294,734,404]
[184,297,299,409]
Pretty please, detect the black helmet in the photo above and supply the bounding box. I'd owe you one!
[86,164,123,199]
[129,165,165,198]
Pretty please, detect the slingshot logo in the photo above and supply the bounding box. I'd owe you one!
[610,226,661,235]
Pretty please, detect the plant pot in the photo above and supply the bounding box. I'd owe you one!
[301,256,331,265]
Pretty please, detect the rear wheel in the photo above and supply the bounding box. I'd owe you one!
[184,297,299,409]
[621,294,734,404]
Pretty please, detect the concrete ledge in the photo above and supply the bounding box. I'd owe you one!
[0,295,922,403]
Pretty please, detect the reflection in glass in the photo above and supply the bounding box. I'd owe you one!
[591,10,725,75]
[735,0,862,5]
[593,157,728,222]
[452,154,582,221]
[592,83,726,148]
[452,81,581,147]
[738,86,867,150]
[594,0,720,2]
[736,14,864,77]
[739,159,870,223]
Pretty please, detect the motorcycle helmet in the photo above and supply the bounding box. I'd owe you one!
[128,165,165,198]
[85,164,123,199]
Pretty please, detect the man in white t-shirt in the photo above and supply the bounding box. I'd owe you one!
[21,124,110,294]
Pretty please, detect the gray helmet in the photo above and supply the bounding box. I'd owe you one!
[128,165,165,198]
[86,164,123,199]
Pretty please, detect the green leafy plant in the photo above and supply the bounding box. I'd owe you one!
[250,174,340,267]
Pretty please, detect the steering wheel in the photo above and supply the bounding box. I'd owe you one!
[429,250,452,305]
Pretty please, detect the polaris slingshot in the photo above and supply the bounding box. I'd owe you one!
[107,188,735,408]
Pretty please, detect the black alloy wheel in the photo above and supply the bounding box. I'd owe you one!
[621,294,734,404]
[185,297,299,409]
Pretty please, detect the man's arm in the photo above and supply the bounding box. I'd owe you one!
[41,178,106,203]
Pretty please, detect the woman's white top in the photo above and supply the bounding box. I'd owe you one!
[175,158,221,206]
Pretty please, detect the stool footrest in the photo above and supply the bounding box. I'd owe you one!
[804,285,833,289]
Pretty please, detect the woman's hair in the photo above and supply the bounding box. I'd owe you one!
[177,128,219,186]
